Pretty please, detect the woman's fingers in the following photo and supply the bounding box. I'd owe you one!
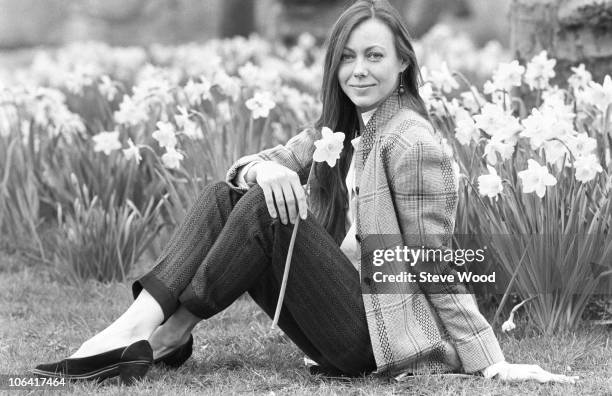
[499,364,579,384]
[260,183,278,220]
[280,181,298,224]
[533,372,578,384]
[529,366,578,384]
[549,374,579,384]
[252,162,306,224]
[271,184,288,224]
[290,176,308,220]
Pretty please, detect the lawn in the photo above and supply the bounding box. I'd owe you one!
[1,251,610,395]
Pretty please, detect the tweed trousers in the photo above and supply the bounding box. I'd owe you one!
[132,181,376,375]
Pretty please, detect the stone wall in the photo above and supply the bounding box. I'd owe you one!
[510,0,612,83]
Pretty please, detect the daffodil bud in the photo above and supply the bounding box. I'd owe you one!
[501,318,516,333]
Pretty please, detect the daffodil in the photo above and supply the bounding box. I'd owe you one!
[98,75,118,101]
[175,106,203,140]
[122,138,142,164]
[152,121,178,150]
[483,136,516,165]
[64,63,97,95]
[238,62,280,89]
[478,165,503,199]
[245,91,276,119]
[567,133,597,158]
[484,60,525,95]
[419,83,434,108]
[184,78,211,106]
[520,108,555,149]
[473,103,506,135]
[584,75,612,112]
[429,62,459,93]
[459,89,483,114]
[92,130,121,155]
[312,127,345,167]
[573,154,603,183]
[524,51,556,90]
[114,95,148,126]
[568,64,592,91]
[541,140,571,166]
[501,296,536,333]
[213,71,240,101]
[501,314,516,333]
[454,112,480,146]
[492,60,525,90]
[517,159,557,198]
[161,147,184,169]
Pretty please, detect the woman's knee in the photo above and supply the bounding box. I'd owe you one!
[239,184,267,208]
[226,184,272,226]
[209,180,231,195]
[197,181,236,205]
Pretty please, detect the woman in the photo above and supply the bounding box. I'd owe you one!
[34,0,577,385]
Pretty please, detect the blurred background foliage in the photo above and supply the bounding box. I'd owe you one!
[0,0,511,49]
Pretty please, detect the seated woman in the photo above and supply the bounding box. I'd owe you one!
[34,0,577,385]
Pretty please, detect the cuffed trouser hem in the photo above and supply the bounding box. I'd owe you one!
[132,272,180,321]
[177,284,217,320]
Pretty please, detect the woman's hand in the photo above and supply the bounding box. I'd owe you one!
[247,161,308,224]
[484,361,579,384]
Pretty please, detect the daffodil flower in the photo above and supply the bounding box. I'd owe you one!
[478,165,503,200]
[524,51,556,90]
[501,296,536,333]
[122,138,142,164]
[584,75,612,112]
[245,91,276,119]
[501,313,516,333]
[517,159,557,198]
[312,127,345,167]
[175,106,203,140]
[92,130,121,155]
[152,121,178,150]
[161,147,184,169]
[573,154,603,183]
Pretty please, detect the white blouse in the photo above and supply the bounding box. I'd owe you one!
[339,108,374,267]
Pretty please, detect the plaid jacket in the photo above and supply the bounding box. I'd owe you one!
[226,92,504,376]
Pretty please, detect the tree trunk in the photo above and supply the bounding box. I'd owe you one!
[510,0,612,84]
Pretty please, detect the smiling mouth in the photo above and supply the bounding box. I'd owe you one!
[350,84,375,90]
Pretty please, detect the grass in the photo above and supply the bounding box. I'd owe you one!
[0,251,611,395]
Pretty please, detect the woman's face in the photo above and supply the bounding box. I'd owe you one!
[338,18,407,112]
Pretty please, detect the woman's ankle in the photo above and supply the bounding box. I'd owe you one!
[149,323,191,348]
[70,331,143,358]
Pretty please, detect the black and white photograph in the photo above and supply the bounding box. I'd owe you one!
[0,0,610,394]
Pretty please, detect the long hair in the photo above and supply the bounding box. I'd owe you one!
[311,0,428,242]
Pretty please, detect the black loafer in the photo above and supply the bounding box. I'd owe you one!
[153,334,193,368]
[32,340,153,385]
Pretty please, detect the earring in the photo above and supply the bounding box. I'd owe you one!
[397,72,405,107]
[398,72,406,95]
